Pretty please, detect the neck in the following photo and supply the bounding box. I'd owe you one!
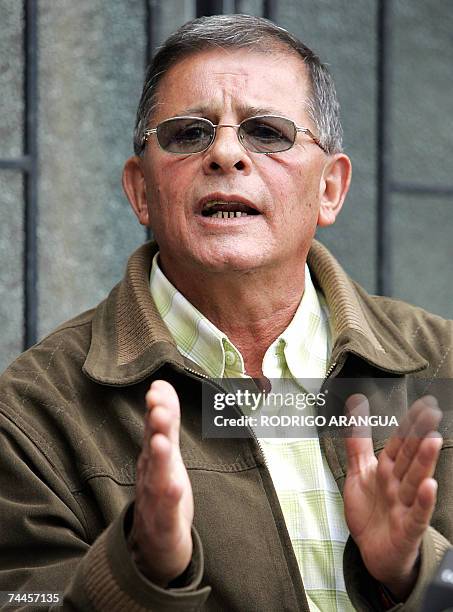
[158,256,307,377]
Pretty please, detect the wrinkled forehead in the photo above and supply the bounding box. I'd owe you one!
[151,48,312,124]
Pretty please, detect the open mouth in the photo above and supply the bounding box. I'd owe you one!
[201,201,260,218]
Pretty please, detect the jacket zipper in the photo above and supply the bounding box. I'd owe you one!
[324,360,338,382]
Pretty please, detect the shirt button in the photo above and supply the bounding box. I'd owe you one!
[225,351,236,366]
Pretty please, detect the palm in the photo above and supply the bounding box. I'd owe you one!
[344,447,416,579]
[173,444,194,533]
[130,380,195,585]
[342,394,442,596]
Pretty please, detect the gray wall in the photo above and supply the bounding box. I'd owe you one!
[1,0,452,373]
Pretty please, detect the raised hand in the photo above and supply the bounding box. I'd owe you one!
[343,394,443,600]
[128,380,194,586]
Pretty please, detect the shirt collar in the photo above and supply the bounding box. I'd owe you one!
[278,266,332,381]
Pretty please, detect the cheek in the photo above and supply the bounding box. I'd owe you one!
[145,166,171,216]
[147,157,195,205]
[147,183,190,241]
[276,168,321,235]
[292,165,323,208]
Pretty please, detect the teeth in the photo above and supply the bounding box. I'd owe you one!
[210,211,249,219]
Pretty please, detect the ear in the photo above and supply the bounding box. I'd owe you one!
[317,153,352,227]
[122,156,150,226]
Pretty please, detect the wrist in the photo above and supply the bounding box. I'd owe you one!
[378,583,399,609]
[380,553,421,602]
[127,529,194,588]
[127,532,174,587]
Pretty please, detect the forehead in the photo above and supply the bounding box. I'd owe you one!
[153,48,311,123]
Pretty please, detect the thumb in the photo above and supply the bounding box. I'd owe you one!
[146,380,181,447]
[344,393,375,474]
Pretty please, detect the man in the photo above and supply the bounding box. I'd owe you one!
[0,14,451,612]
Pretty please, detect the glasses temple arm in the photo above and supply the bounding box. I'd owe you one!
[296,127,328,154]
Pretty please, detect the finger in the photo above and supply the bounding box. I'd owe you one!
[411,399,442,437]
[146,433,183,533]
[392,397,441,477]
[137,387,156,473]
[344,394,375,474]
[393,401,442,480]
[403,478,438,541]
[137,380,174,485]
[149,406,173,436]
[399,435,443,506]
[146,380,181,447]
[146,432,175,497]
[385,397,428,460]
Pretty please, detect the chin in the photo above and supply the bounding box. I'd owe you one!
[195,249,269,274]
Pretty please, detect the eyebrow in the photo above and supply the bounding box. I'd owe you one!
[180,104,286,118]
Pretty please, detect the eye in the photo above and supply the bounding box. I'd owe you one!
[174,123,211,143]
[239,117,295,153]
[157,118,214,153]
[247,122,283,141]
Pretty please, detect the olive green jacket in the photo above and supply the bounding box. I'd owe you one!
[0,240,452,611]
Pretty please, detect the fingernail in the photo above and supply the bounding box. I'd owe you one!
[423,395,438,408]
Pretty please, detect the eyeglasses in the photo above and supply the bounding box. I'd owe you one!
[142,114,327,155]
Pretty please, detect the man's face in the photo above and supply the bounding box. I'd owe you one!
[131,48,341,276]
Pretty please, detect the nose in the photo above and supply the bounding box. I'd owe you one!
[201,125,252,175]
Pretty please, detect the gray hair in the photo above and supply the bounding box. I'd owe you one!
[133,14,343,155]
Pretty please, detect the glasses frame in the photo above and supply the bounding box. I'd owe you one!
[142,114,328,155]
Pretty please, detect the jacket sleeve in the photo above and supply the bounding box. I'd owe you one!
[0,408,211,611]
[343,526,451,612]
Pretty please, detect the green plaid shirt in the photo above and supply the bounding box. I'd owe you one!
[150,254,354,611]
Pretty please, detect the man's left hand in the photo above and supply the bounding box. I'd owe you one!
[343,394,443,601]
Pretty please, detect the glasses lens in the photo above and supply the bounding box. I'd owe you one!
[156,117,214,153]
[240,116,296,153]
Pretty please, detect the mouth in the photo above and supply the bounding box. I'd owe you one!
[198,195,261,219]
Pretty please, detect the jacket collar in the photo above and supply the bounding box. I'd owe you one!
[307,240,428,374]
[83,240,427,386]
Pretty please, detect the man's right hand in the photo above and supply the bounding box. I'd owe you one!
[128,380,194,587]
